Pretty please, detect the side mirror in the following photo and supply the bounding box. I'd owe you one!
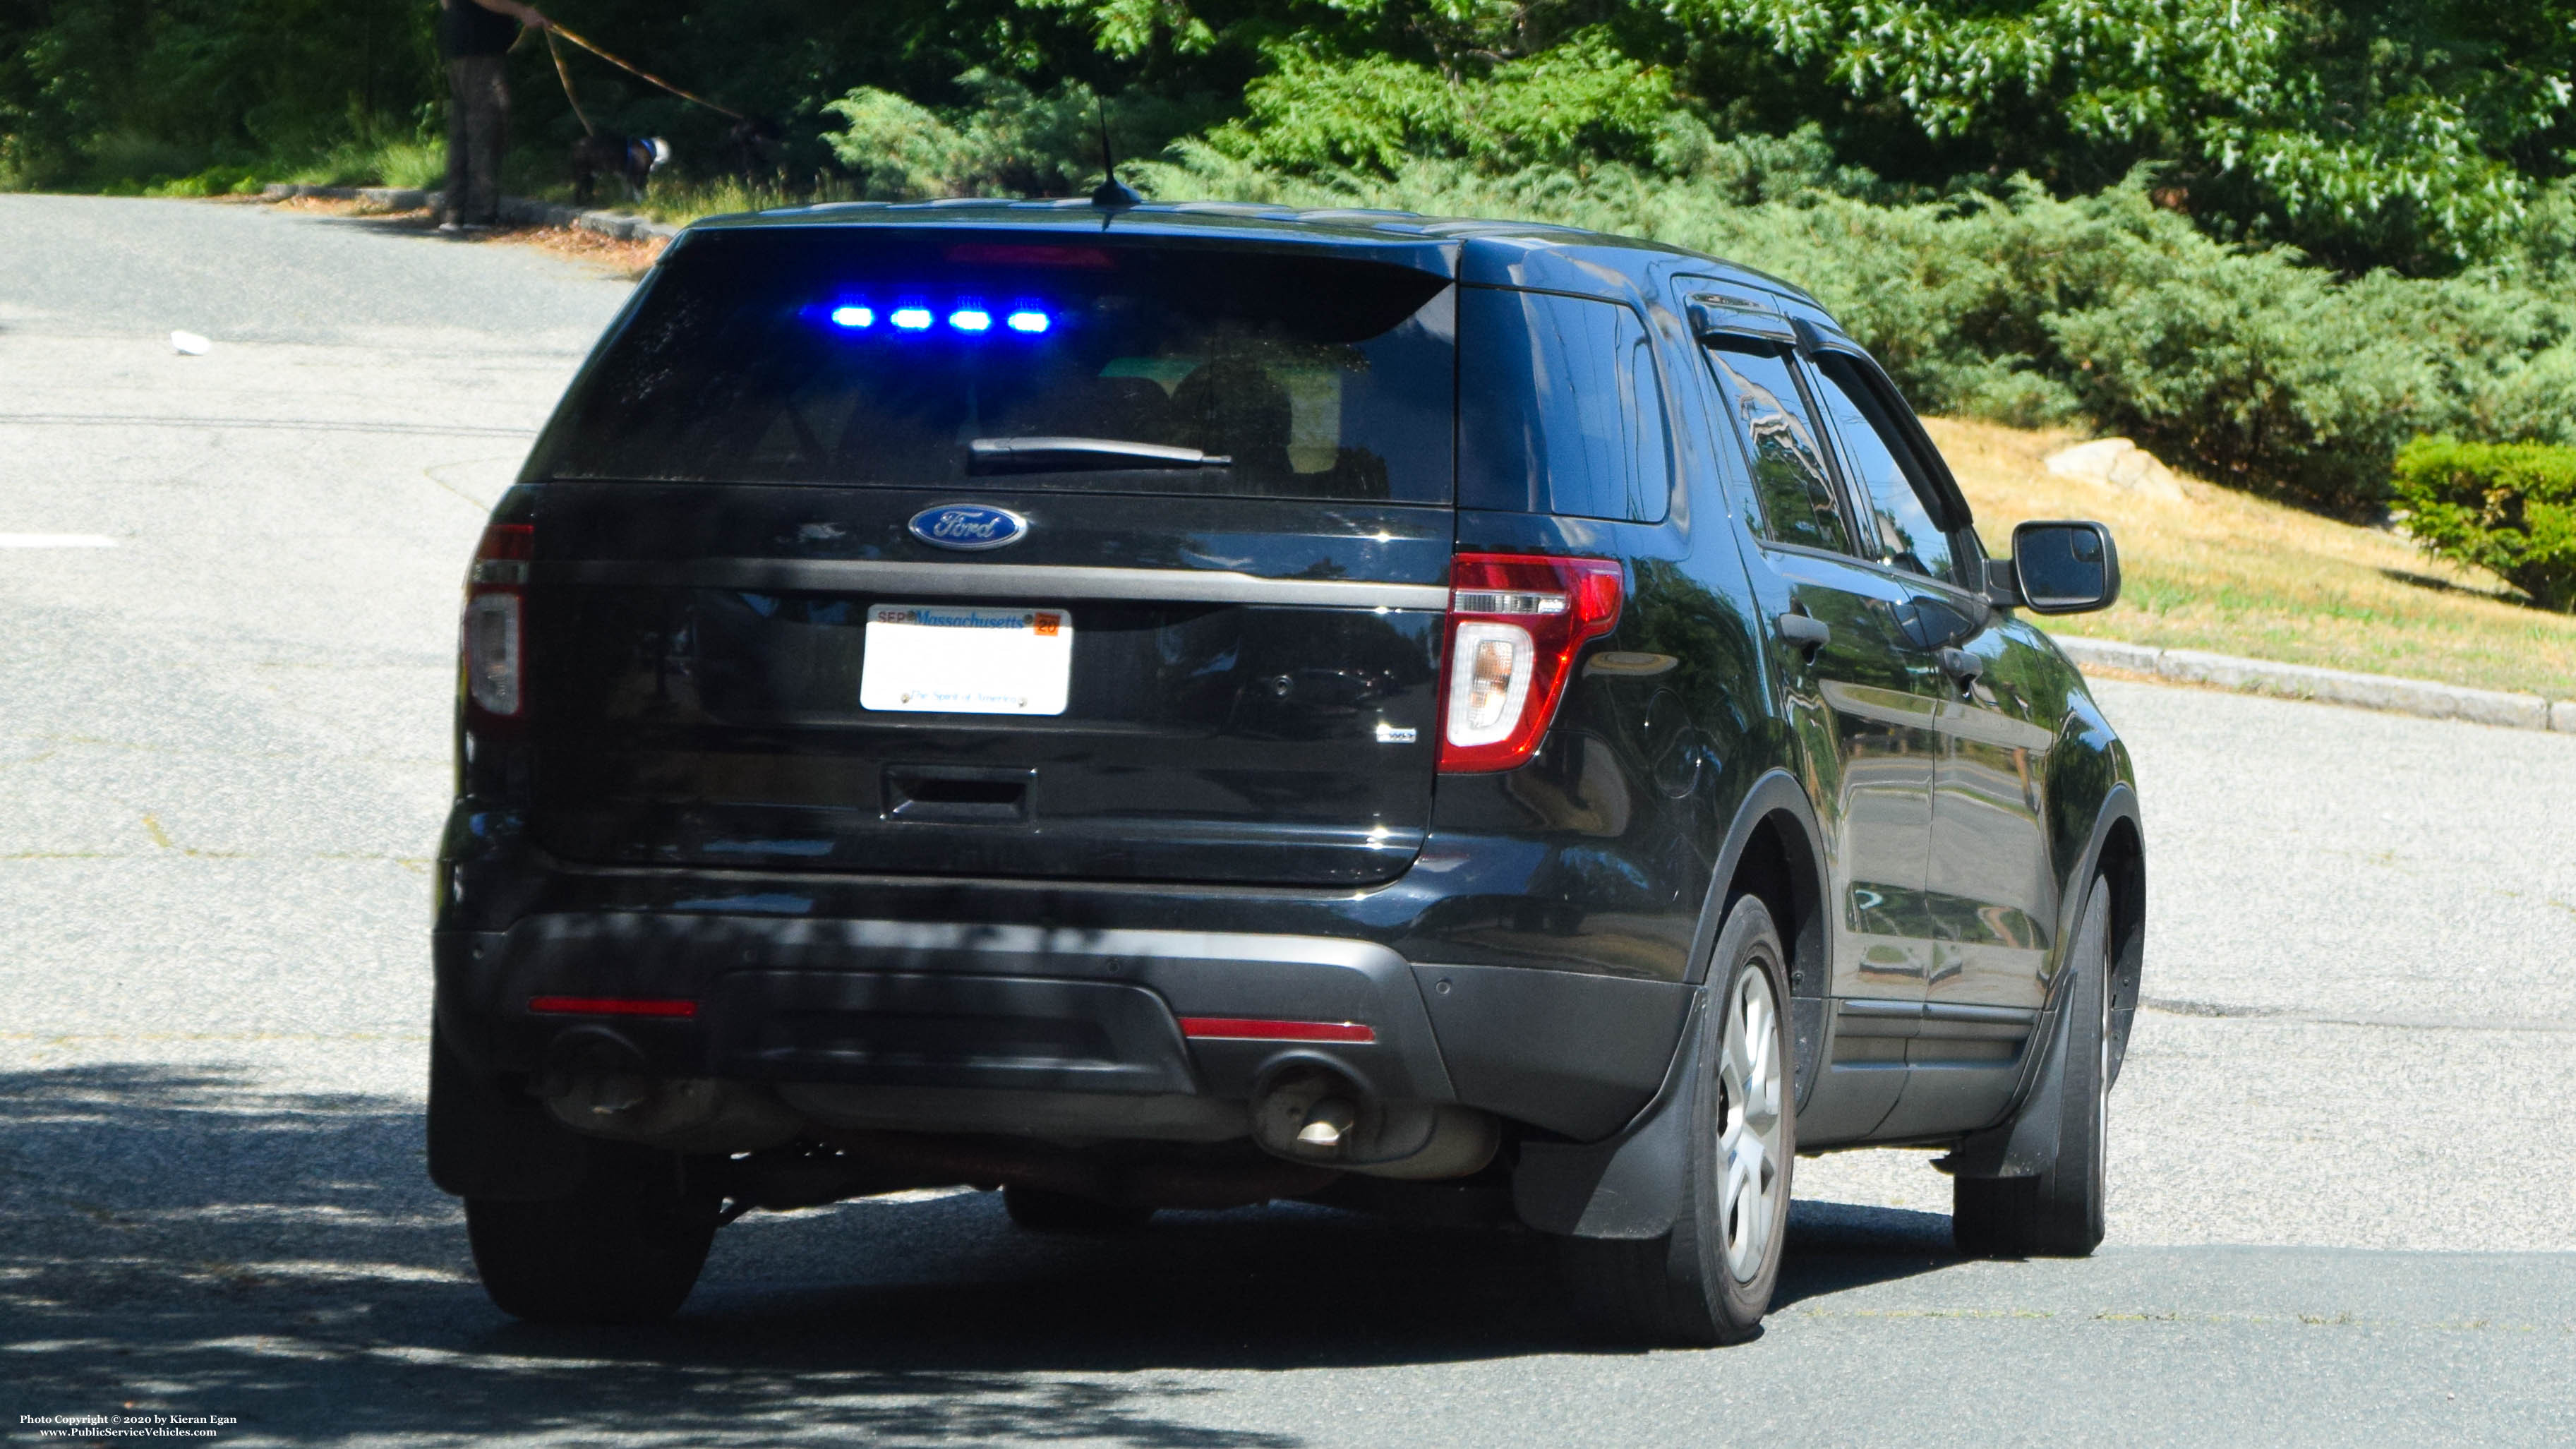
[1994,520,2121,614]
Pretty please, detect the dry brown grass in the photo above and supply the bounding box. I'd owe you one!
[1929,418,2576,699]
[248,196,666,277]
[496,223,666,279]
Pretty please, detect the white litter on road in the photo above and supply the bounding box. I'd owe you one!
[0,533,116,548]
[169,330,212,355]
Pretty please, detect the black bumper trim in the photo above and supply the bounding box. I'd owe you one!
[435,915,1457,1105]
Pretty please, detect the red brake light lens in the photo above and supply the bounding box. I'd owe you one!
[942,242,1115,269]
[1438,553,1623,774]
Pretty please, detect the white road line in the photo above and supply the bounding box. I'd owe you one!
[0,533,116,548]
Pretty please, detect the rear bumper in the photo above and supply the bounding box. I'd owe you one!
[435,915,1456,1110]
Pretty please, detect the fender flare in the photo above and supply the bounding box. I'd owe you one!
[1512,767,1829,1239]
[1947,783,2144,1180]
[1677,767,1830,992]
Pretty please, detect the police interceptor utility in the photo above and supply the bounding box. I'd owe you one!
[432,196,2145,1344]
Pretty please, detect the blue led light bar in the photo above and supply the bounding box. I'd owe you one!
[827,301,1052,337]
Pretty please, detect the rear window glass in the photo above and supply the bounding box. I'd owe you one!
[1457,287,1671,522]
[531,229,1457,503]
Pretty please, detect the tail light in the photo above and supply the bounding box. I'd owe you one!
[1438,553,1623,773]
[462,524,531,719]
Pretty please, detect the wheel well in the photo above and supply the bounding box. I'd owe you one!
[2093,813,2147,1083]
[1724,812,1826,998]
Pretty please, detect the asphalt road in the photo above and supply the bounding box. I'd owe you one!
[3,193,2572,1446]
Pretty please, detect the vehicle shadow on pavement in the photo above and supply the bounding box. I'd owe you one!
[1,1064,1973,1443]
[1773,1201,1963,1309]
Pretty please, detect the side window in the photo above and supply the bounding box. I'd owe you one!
[1704,343,1851,553]
[1810,357,1957,584]
[1459,287,1672,522]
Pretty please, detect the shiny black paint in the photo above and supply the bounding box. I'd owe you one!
[517,483,1449,886]
[438,203,2141,1165]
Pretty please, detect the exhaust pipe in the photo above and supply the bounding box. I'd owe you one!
[1252,1066,1498,1180]
[534,1026,800,1154]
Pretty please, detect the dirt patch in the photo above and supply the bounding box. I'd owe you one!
[497,223,666,279]
[250,195,664,277]
[267,194,426,219]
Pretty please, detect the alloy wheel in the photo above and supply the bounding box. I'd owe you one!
[1716,964,1786,1282]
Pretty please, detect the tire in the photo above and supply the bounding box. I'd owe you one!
[1003,1184,1156,1234]
[465,1144,721,1324]
[1953,872,2114,1258]
[1566,893,1796,1346]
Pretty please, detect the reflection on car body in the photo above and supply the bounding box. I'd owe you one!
[431,199,2145,1343]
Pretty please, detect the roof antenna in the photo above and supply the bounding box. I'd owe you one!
[1090,95,1142,210]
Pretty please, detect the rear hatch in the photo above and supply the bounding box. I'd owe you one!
[519,223,1457,887]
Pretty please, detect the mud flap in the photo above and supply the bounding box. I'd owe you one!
[1510,990,1707,1239]
[1946,980,2071,1180]
[428,1025,593,1201]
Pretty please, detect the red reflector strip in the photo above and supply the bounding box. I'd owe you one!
[1178,1016,1376,1044]
[527,995,699,1019]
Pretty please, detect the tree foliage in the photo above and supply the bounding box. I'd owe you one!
[1683,0,2576,268]
[14,0,2576,541]
[9,0,2572,271]
[821,69,1215,200]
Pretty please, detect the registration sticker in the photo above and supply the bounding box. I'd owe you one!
[860,604,1073,715]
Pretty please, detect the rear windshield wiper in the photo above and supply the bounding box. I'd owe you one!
[968,436,1234,474]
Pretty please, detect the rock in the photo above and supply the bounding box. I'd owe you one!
[2045,438,2188,500]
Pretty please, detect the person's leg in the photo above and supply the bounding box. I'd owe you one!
[479,60,510,224]
[443,59,473,227]
[459,56,507,226]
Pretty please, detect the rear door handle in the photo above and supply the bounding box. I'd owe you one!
[1776,612,1831,650]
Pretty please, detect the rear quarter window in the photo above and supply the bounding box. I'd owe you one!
[1457,287,1673,523]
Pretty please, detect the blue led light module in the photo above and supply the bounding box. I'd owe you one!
[949,308,993,332]
[1005,310,1051,334]
[829,305,874,329]
[891,307,934,330]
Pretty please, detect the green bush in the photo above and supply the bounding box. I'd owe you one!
[1200,31,1675,176]
[821,71,1215,200]
[2390,438,2576,611]
[1128,151,2576,517]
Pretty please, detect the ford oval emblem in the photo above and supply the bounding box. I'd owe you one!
[908,504,1028,551]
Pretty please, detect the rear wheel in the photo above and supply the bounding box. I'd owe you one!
[466,1146,721,1324]
[1954,873,2114,1258]
[1003,1185,1156,1234]
[1567,893,1795,1345]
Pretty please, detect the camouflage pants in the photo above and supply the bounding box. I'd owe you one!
[443,56,509,225]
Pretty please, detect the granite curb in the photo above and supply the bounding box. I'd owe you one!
[2051,634,2576,733]
[258,182,679,243]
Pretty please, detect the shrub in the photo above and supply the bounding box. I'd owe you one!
[821,72,1213,201]
[2390,438,2576,611]
[1125,152,2576,518]
[1202,31,1675,176]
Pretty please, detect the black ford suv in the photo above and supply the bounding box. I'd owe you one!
[430,199,2146,1344]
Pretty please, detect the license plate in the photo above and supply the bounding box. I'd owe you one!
[860,603,1072,715]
